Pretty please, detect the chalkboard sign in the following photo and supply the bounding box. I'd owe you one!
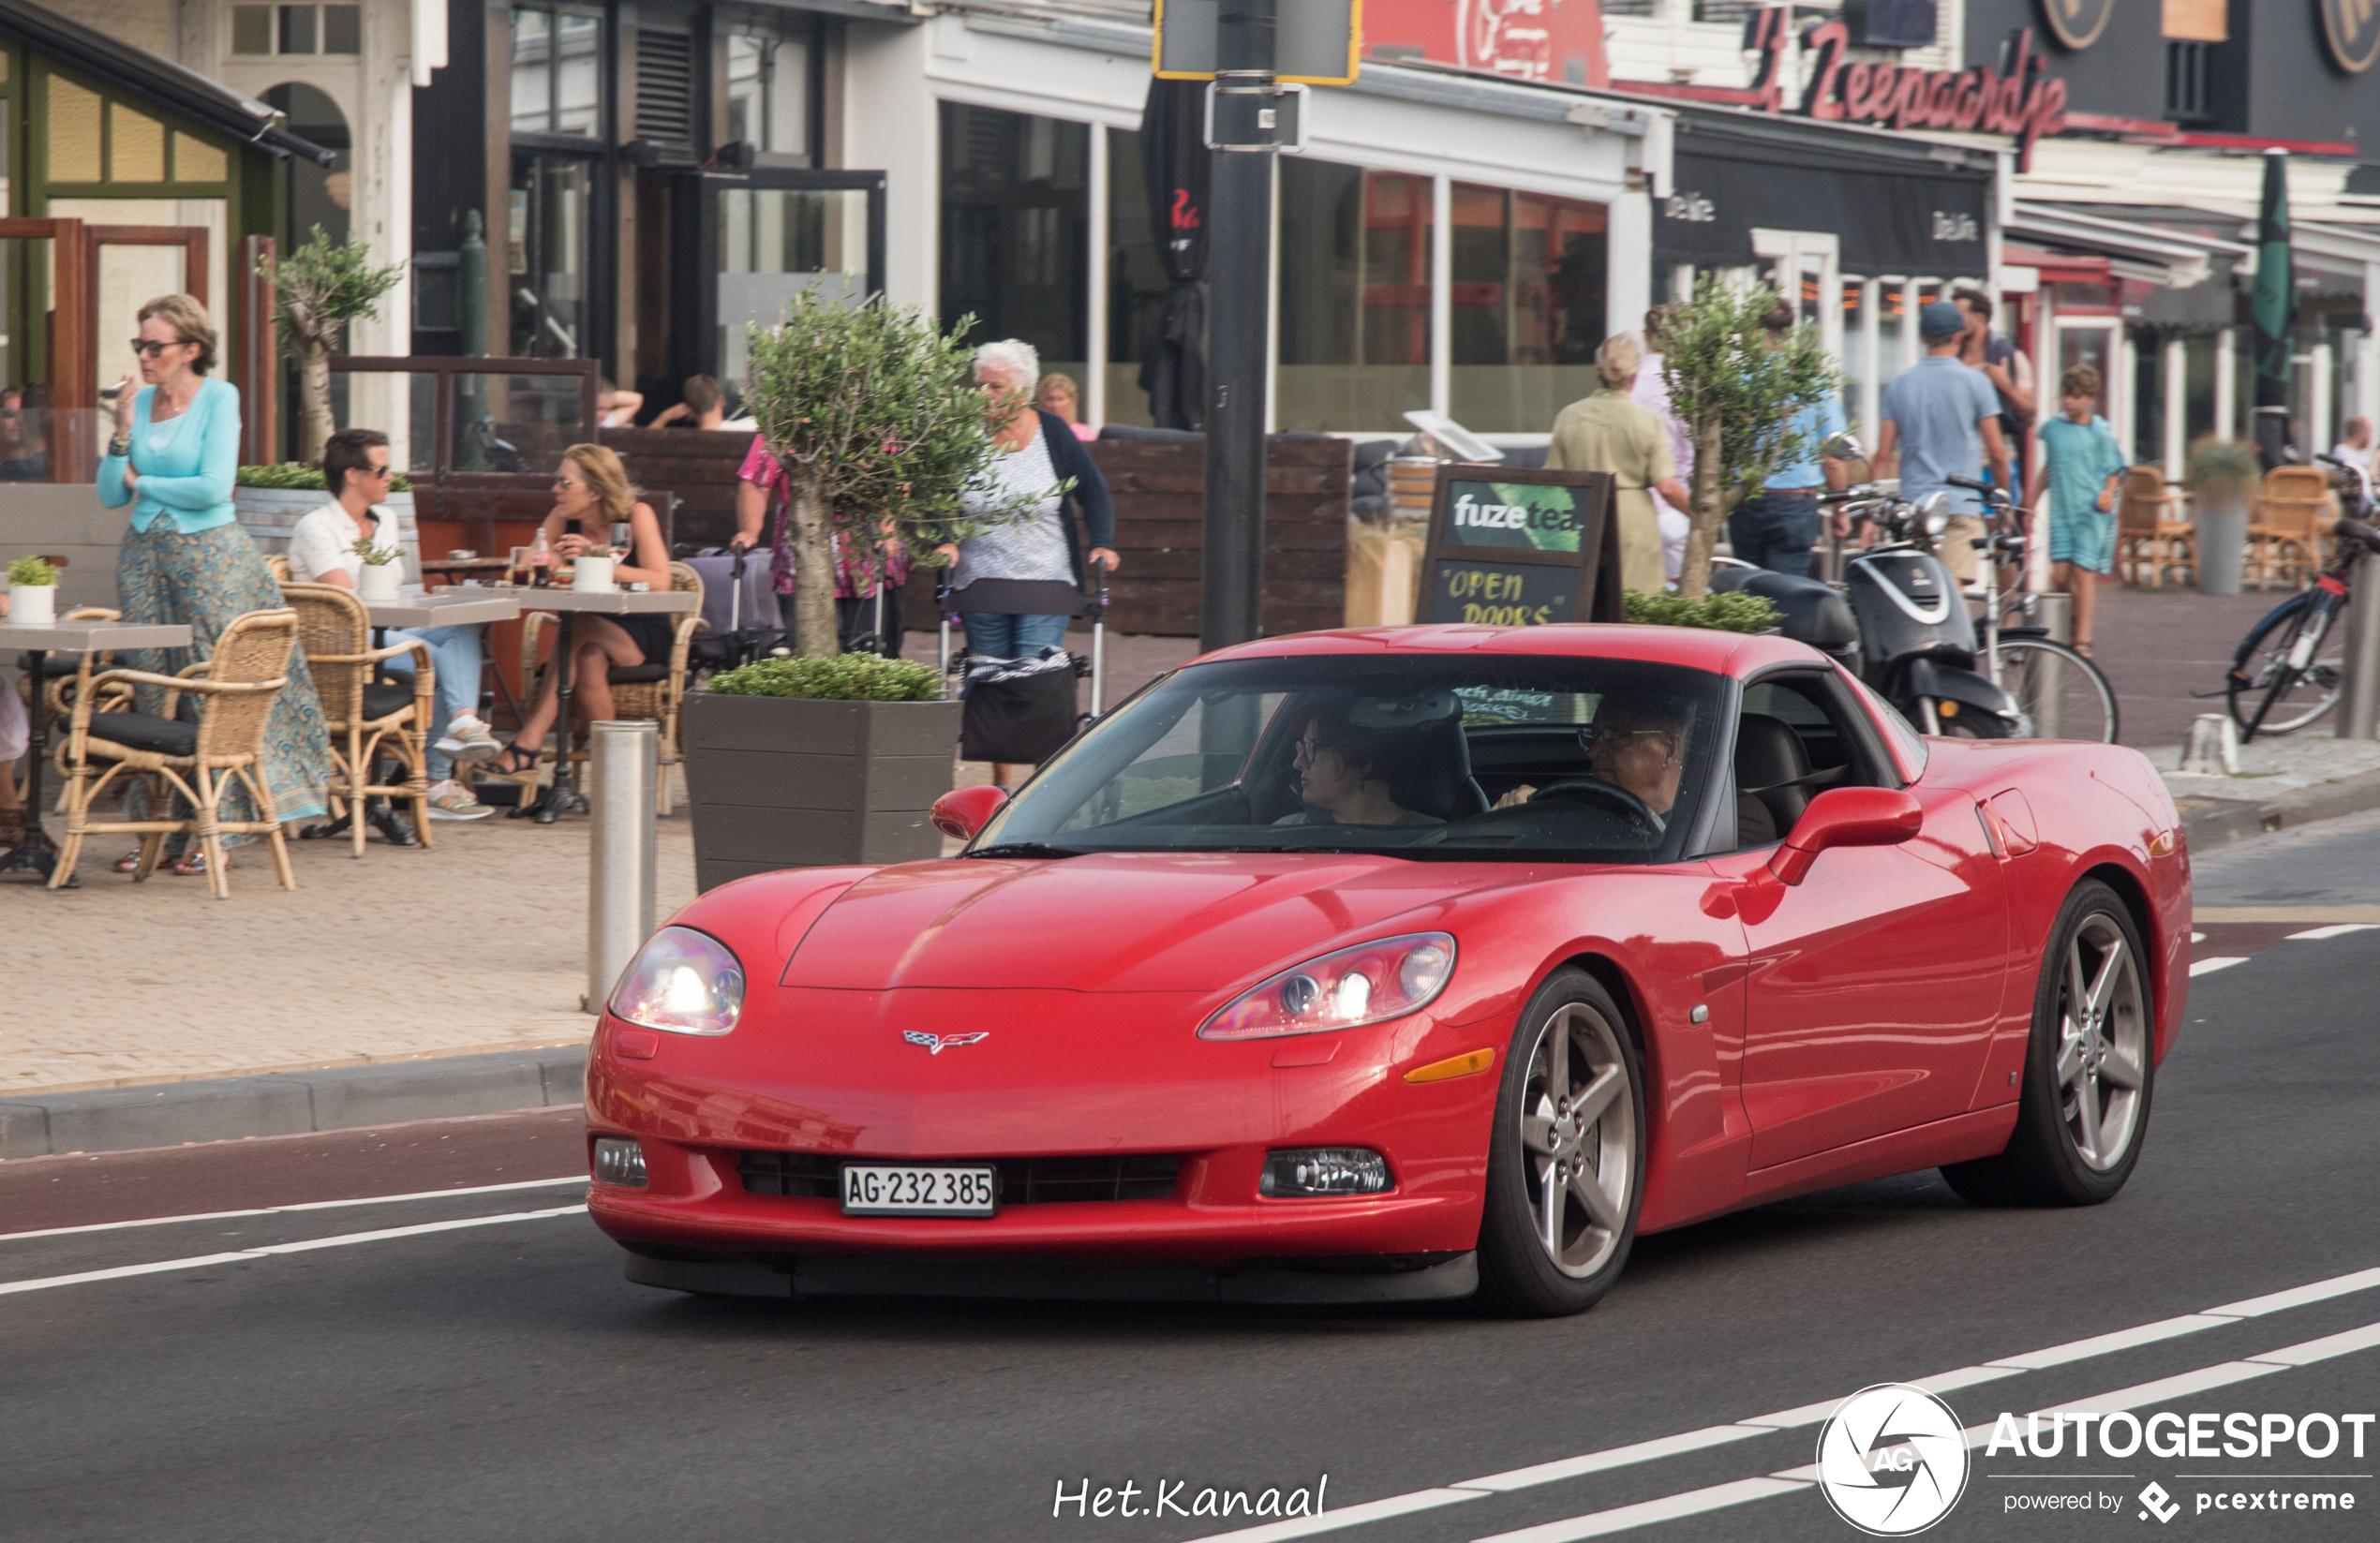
[1419,464,1623,626]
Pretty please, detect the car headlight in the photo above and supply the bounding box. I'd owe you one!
[1198,933,1456,1041]
[608,926,745,1036]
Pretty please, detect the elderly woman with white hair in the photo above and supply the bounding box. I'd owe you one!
[934,338,1119,779]
[1544,334,1691,596]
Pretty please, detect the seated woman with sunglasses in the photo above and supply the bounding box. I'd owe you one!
[1276,699,1445,828]
[96,292,335,876]
[483,444,673,780]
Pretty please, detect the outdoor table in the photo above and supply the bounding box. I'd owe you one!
[418,556,513,582]
[485,586,696,823]
[0,618,195,883]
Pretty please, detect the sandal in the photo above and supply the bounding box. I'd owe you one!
[484,744,543,778]
[112,849,144,873]
[170,849,230,878]
[2073,641,2094,660]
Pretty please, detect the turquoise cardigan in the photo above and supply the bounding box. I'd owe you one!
[97,377,242,534]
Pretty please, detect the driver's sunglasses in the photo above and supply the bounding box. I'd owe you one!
[128,337,186,358]
[1594,727,1683,762]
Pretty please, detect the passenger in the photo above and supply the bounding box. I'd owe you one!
[1278,698,1446,827]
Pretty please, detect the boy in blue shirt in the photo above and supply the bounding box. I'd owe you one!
[2028,363,2129,658]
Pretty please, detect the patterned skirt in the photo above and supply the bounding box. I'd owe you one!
[116,520,334,844]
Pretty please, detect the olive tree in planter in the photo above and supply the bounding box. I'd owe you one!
[687,648,963,890]
[685,295,1031,884]
[1661,275,1840,601]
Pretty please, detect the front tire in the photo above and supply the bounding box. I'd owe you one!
[1475,970,1645,1317]
[1941,881,2154,1207]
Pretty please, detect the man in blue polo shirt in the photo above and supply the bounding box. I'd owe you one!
[1875,300,2013,585]
[1727,304,1848,576]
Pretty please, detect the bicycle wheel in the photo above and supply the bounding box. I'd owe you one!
[1993,637,2119,743]
[2227,594,2342,737]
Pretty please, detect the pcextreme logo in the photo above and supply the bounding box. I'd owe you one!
[1816,1384,1971,1536]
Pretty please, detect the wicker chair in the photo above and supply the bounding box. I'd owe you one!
[2115,466,2194,588]
[264,554,291,583]
[281,582,436,855]
[49,607,301,898]
[2249,467,2334,590]
[518,561,706,813]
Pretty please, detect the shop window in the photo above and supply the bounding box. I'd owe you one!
[1102,126,1166,428]
[512,7,603,139]
[1449,182,1605,434]
[232,7,272,55]
[112,106,166,183]
[278,6,315,54]
[725,31,811,159]
[2164,42,2211,124]
[1277,158,1430,432]
[511,153,595,357]
[937,103,1090,388]
[48,79,100,182]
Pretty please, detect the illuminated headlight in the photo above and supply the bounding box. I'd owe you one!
[1260,1148,1391,1196]
[608,926,745,1036]
[593,1137,647,1188]
[1198,933,1455,1040]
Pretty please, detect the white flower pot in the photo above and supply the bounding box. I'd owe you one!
[572,555,616,592]
[357,564,404,602]
[9,584,55,624]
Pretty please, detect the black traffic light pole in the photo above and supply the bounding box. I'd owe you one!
[1200,0,1275,654]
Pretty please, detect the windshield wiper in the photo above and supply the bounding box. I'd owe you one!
[963,842,1085,860]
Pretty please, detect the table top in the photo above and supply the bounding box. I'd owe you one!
[0,620,196,651]
[487,585,697,614]
[363,592,525,629]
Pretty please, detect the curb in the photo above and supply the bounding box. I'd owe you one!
[2175,765,2380,853]
[0,1046,588,1161]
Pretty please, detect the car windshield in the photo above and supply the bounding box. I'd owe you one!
[972,653,1726,863]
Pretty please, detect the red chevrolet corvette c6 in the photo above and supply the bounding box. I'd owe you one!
[586,624,2190,1316]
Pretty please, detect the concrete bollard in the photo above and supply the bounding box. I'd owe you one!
[2180,713,2241,776]
[2336,572,2380,740]
[588,720,659,1012]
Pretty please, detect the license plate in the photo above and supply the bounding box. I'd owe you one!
[840,1163,998,1217]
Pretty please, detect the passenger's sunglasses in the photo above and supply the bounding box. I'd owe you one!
[128,337,188,358]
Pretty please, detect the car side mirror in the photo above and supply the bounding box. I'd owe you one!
[1769,786,1923,885]
[930,784,1008,841]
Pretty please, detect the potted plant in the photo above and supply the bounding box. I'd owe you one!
[235,463,417,585]
[2185,438,2261,596]
[685,654,961,890]
[7,554,59,625]
[1659,275,1841,600]
[350,534,405,601]
[257,227,405,460]
[1623,588,1779,633]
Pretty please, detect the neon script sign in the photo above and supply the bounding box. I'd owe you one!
[1740,12,2068,171]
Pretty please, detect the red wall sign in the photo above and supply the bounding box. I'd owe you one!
[1796,20,2066,169]
[1362,0,1610,90]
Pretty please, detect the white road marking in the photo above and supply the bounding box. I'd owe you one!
[1470,1317,2380,1543]
[0,1204,586,1296]
[2190,956,2248,976]
[0,1175,588,1242]
[1183,1262,2380,1543]
[2191,931,2206,942]
[2287,923,2380,941]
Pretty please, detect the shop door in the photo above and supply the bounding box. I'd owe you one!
[2054,316,2126,451]
[88,226,210,397]
[675,170,885,391]
[1753,229,1842,363]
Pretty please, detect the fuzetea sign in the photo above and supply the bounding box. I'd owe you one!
[1740,12,2068,170]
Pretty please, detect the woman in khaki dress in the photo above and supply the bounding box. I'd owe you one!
[1545,335,1691,596]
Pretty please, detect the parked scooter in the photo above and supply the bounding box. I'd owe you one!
[1711,436,2024,736]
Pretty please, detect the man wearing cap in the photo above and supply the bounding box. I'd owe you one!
[1873,299,2012,585]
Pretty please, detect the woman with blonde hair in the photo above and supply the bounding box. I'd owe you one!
[483,443,675,777]
[97,292,333,875]
[1544,334,1692,595]
[1034,371,1097,441]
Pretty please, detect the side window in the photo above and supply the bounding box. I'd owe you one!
[1721,673,1891,853]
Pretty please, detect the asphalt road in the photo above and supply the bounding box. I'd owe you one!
[7,830,2378,1543]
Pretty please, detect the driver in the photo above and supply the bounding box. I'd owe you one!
[1277,698,1446,827]
[1570,696,1689,831]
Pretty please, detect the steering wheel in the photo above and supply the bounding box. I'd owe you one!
[1525,778,1661,830]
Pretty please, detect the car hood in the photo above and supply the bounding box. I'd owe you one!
[779,853,1528,993]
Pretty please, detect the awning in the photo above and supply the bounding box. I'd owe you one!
[1653,108,1994,277]
[2005,201,2253,290]
[0,0,333,165]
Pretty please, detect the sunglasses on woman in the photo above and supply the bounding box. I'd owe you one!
[128,337,188,358]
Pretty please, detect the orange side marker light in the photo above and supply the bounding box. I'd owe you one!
[1404,1048,1495,1084]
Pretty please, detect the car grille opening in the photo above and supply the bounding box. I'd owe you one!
[736,1150,1183,1204]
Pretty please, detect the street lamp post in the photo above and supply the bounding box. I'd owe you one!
[1200,0,1276,655]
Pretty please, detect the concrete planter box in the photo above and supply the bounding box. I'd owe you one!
[684,690,960,890]
[236,487,419,585]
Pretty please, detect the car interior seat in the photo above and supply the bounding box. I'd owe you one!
[1733,711,1814,835]
[1390,714,1490,822]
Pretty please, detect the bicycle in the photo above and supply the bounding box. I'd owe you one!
[1946,474,2121,745]
[2225,454,2380,742]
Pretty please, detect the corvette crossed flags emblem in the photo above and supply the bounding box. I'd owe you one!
[903,1031,989,1055]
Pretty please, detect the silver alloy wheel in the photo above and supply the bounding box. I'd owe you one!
[2057,912,2149,1171]
[1518,1002,1635,1277]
